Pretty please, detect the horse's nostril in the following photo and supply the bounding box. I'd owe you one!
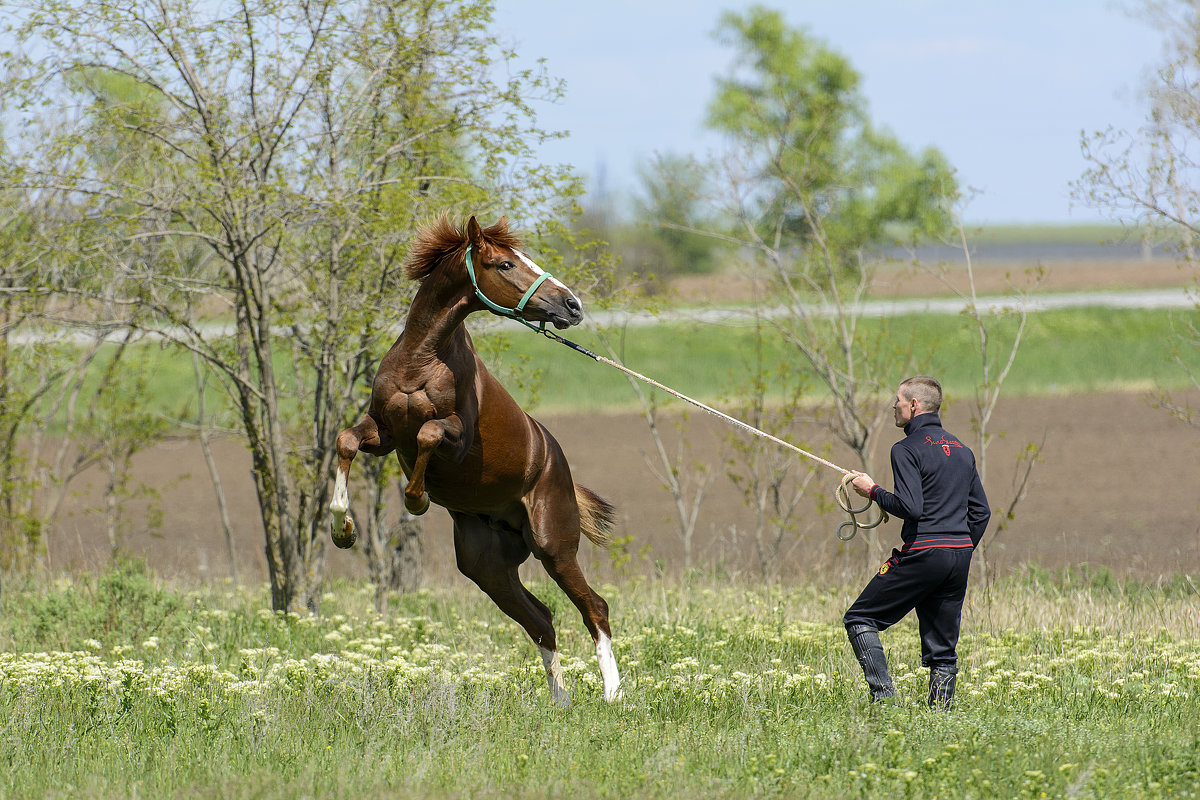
[565,296,581,313]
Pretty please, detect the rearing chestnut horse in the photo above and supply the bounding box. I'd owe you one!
[330,215,621,705]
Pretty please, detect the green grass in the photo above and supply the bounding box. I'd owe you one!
[1,560,1197,799]
[945,223,1135,246]
[41,304,1200,427]
[484,306,1200,414]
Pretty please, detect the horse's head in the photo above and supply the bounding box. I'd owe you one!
[466,216,583,330]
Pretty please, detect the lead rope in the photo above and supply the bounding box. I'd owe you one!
[535,328,888,541]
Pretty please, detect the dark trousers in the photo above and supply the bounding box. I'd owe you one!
[843,547,973,668]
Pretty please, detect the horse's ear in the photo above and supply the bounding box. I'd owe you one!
[467,216,483,248]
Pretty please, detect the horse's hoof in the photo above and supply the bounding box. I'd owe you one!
[331,516,357,549]
[404,493,430,516]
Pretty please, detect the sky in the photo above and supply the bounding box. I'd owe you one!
[491,1,1167,225]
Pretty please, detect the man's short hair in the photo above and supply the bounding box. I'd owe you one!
[899,376,942,414]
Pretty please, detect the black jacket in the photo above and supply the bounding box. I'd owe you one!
[869,413,991,546]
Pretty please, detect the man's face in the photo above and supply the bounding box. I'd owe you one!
[893,389,917,428]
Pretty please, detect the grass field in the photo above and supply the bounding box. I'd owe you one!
[60,305,1200,425]
[12,279,1200,798]
[1,560,1197,799]
[484,305,1200,413]
[960,224,1125,244]
[919,223,1134,246]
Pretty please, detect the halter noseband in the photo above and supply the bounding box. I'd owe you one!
[464,246,552,332]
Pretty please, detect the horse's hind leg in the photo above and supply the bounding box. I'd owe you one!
[331,414,392,549]
[524,487,622,702]
[539,550,621,702]
[451,512,571,706]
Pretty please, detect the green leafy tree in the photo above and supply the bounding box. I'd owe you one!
[693,6,958,561]
[2,0,591,611]
[708,6,955,263]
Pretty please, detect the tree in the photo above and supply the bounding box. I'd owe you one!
[691,7,957,560]
[707,7,954,266]
[0,158,170,571]
[1075,0,1200,427]
[1,0,590,611]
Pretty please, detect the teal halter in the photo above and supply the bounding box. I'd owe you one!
[464,246,552,332]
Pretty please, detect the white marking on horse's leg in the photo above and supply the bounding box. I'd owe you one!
[331,468,349,515]
[539,646,571,707]
[596,632,622,703]
[330,468,352,541]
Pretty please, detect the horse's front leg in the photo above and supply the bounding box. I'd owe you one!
[404,413,469,515]
[331,413,393,548]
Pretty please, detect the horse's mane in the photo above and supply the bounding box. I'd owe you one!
[404,215,524,282]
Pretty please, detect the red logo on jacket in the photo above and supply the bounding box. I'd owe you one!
[925,436,963,457]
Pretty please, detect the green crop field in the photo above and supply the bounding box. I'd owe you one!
[480,305,1200,414]
[1,561,1196,799]
[61,305,1199,426]
[927,223,1133,246]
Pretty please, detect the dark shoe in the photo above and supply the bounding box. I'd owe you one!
[928,665,957,710]
[847,626,896,703]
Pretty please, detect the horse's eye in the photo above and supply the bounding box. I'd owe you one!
[498,261,514,271]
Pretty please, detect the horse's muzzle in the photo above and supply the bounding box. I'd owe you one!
[549,296,583,329]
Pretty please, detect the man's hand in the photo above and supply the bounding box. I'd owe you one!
[849,470,875,498]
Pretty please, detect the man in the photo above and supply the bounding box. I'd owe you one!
[844,376,990,710]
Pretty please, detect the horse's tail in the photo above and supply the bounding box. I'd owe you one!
[575,484,616,548]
